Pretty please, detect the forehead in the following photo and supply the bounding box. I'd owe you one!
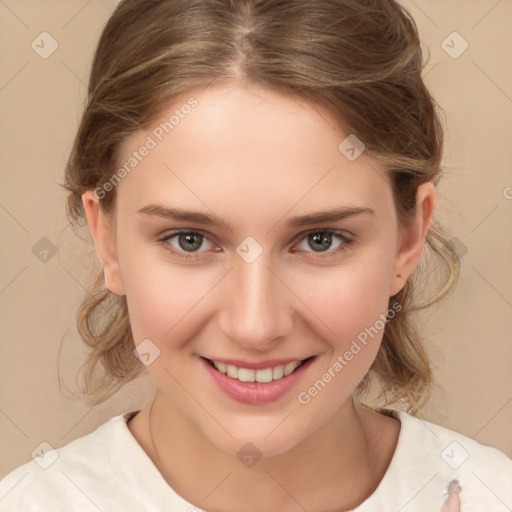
[114,82,391,219]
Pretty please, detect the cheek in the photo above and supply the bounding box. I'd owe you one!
[290,258,395,414]
[118,244,220,346]
[119,225,395,354]
[289,254,394,347]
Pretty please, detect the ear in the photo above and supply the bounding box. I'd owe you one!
[389,182,436,297]
[81,190,125,296]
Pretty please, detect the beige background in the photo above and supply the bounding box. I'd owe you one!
[0,0,511,479]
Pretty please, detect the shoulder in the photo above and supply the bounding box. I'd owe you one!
[0,412,138,511]
[397,409,512,474]
[361,407,512,512]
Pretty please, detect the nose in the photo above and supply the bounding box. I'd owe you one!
[217,250,294,351]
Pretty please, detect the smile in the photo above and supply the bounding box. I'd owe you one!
[201,355,316,404]
[207,359,309,383]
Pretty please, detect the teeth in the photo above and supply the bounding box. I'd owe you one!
[238,368,255,382]
[215,361,227,374]
[226,364,238,379]
[212,359,304,382]
[255,367,273,383]
[284,361,301,376]
[272,365,284,380]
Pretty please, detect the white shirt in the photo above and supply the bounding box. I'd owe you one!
[1,408,511,511]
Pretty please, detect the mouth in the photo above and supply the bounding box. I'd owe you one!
[202,356,316,384]
[201,355,317,405]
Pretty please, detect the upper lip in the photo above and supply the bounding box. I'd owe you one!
[201,356,314,370]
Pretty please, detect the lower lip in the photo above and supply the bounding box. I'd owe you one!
[201,356,315,405]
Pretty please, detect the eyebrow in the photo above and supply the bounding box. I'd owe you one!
[137,204,374,229]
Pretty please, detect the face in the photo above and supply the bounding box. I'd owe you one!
[84,82,432,458]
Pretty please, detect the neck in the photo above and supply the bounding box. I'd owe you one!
[129,389,395,512]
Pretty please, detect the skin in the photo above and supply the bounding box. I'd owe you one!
[82,81,436,511]
[441,480,462,512]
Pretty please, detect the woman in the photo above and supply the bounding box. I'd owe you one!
[1,1,510,510]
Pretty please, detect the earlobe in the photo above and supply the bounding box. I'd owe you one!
[81,191,126,296]
[389,182,436,298]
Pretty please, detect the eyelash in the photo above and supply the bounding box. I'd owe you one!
[157,229,356,261]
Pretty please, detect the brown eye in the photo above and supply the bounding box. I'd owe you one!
[307,232,333,252]
[177,232,203,252]
[293,230,355,257]
[158,230,215,259]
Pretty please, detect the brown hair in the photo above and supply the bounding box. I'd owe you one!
[61,0,459,413]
